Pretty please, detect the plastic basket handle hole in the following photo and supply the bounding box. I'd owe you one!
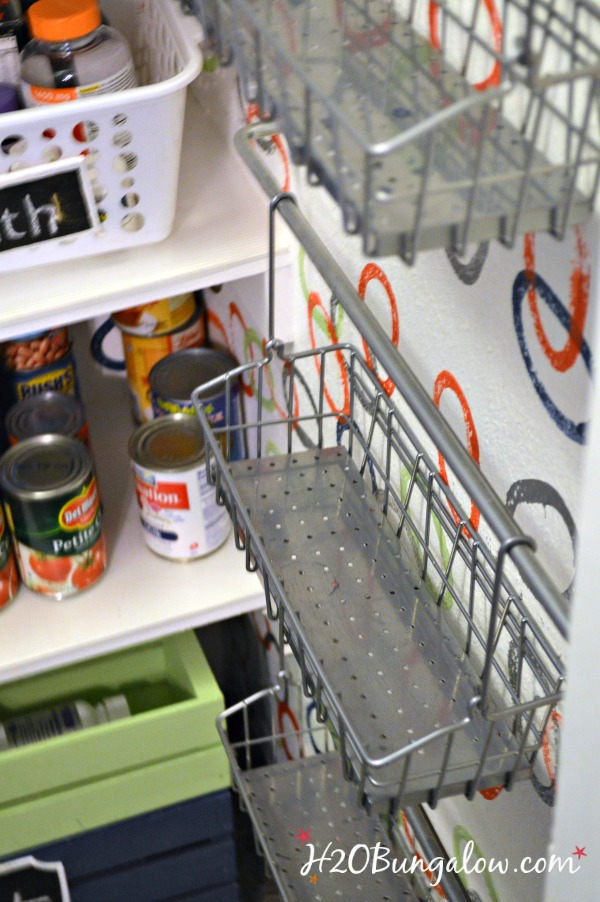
[121,213,145,232]
[73,121,100,143]
[42,146,62,163]
[121,192,140,208]
[113,152,138,173]
[2,135,27,156]
[113,130,133,148]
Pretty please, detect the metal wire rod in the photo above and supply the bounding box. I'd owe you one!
[402,806,473,902]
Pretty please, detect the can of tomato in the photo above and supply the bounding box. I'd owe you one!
[5,391,89,447]
[148,348,244,461]
[0,435,107,598]
[0,505,19,609]
[128,414,230,561]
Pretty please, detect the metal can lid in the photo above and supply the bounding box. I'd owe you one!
[0,434,93,500]
[128,413,205,472]
[5,391,86,442]
[149,348,239,404]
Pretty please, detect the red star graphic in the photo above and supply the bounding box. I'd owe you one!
[295,827,313,845]
[573,846,587,860]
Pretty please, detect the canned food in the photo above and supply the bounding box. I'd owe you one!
[113,293,197,336]
[128,414,230,561]
[6,391,89,447]
[0,435,107,598]
[122,304,207,423]
[0,505,19,609]
[0,328,70,372]
[149,348,244,460]
[1,343,79,406]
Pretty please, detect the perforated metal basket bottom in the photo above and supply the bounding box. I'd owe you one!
[237,752,421,901]
[230,447,522,803]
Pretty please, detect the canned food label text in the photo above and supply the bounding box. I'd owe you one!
[6,476,102,557]
[132,461,229,560]
[15,360,77,401]
[135,476,189,510]
[153,397,194,417]
[151,383,244,461]
[59,480,100,530]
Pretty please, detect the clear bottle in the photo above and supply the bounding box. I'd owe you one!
[20,0,136,108]
[0,693,130,749]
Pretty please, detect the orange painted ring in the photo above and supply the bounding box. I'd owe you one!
[206,309,231,354]
[429,0,502,92]
[542,708,562,787]
[523,229,590,373]
[433,370,481,534]
[278,700,303,761]
[307,290,350,417]
[358,263,400,398]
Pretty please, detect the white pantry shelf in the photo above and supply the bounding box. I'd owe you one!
[0,325,265,686]
[0,80,290,342]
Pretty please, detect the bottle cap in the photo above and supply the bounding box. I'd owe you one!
[27,0,102,42]
[98,693,130,723]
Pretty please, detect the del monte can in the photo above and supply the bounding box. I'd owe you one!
[0,434,107,598]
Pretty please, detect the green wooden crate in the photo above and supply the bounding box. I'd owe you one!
[0,631,230,855]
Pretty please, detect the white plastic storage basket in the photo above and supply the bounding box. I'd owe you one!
[0,0,202,272]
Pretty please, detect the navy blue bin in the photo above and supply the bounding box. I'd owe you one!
[4,790,239,902]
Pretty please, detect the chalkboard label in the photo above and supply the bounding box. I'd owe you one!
[0,157,98,253]
[0,855,70,901]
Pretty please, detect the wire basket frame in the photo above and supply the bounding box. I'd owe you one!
[217,682,460,902]
[193,331,564,812]
[182,0,232,65]
[216,0,600,262]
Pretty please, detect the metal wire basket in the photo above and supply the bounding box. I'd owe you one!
[217,681,453,902]
[215,0,600,262]
[194,336,563,813]
[192,194,565,815]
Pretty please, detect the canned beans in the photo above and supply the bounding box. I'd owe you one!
[1,328,70,372]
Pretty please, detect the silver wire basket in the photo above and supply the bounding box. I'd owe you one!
[193,329,564,814]
[217,682,441,901]
[216,0,600,262]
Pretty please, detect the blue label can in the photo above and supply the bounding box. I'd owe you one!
[149,348,244,460]
[1,343,79,407]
